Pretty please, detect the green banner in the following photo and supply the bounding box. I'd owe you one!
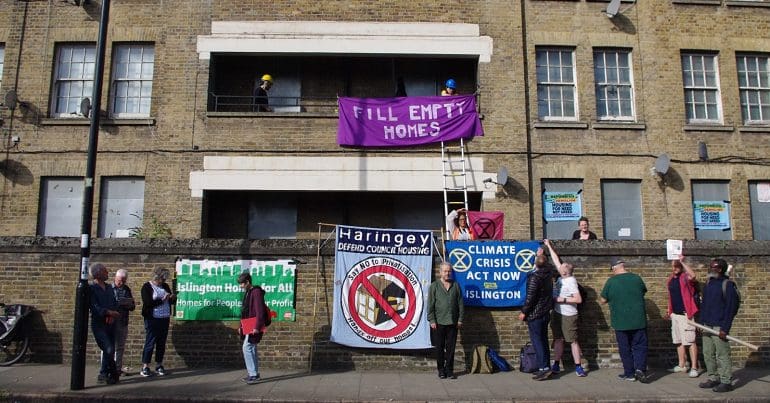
[174,259,296,321]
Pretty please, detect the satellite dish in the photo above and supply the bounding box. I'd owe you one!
[496,166,509,186]
[80,97,92,117]
[698,141,709,161]
[654,153,671,176]
[605,0,621,18]
[4,90,18,110]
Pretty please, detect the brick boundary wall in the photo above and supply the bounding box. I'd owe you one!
[0,237,768,371]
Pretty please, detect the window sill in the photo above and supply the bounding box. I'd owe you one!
[739,125,770,133]
[40,118,156,126]
[726,1,770,8]
[672,0,721,5]
[592,122,646,130]
[206,111,338,118]
[533,121,589,129]
[683,124,735,132]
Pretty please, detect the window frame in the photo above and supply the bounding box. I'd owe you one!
[51,43,96,118]
[681,52,723,124]
[37,176,84,237]
[691,180,732,240]
[97,176,146,238]
[536,47,579,122]
[593,48,636,121]
[600,179,644,240]
[736,52,770,125]
[0,43,5,92]
[109,43,155,118]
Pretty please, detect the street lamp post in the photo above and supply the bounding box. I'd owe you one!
[70,0,111,391]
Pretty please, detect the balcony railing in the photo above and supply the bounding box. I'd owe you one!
[209,94,338,114]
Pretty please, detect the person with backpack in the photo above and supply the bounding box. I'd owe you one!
[665,256,702,378]
[518,248,555,381]
[543,239,587,377]
[698,258,740,393]
[238,272,268,385]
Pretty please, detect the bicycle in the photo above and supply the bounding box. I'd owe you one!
[0,302,34,366]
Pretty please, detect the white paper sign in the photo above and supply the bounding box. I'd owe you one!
[666,239,683,260]
[758,183,770,203]
[618,228,631,237]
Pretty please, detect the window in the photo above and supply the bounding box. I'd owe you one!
[749,181,770,240]
[594,49,635,120]
[0,44,5,91]
[52,44,95,117]
[110,44,154,117]
[692,181,732,240]
[736,53,770,125]
[38,177,83,237]
[98,177,145,238]
[601,180,643,240]
[681,52,722,123]
[537,47,578,120]
[542,179,584,239]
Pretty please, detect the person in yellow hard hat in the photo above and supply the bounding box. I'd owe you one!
[253,74,273,112]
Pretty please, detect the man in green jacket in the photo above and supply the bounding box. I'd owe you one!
[428,261,464,379]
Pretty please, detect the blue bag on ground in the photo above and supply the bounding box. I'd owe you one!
[519,343,538,373]
[487,347,512,372]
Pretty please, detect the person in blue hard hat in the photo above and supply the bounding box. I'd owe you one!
[441,78,457,96]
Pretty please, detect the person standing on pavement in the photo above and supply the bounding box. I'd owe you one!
[89,263,121,384]
[427,261,464,379]
[665,256,702,378]
[600,258,650,383]
[698,258,740,393]
[238,272,267,385]
[543,239,587,377]
[519,248,555,381]
[111,269,135,376]
[140,267,175,377]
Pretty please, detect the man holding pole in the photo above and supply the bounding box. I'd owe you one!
[698,258,740,393]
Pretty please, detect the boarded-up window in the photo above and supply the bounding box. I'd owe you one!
[601,180,643,240]
[542,179,584,240]
[692,181,731,240]
[749,181,770,240]
[38,177,83,236]
[98,177,145,238]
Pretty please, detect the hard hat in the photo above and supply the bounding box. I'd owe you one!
[445,79,456,89]
[261,74,273,83]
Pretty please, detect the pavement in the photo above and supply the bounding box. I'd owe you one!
[1,364,769,402]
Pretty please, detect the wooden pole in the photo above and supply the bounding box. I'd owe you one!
[686,320,759,351]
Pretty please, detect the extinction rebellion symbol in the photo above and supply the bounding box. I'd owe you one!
[340,256,423,344]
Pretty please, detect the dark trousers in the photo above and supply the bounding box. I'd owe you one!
[142,317,170,365]
[91,322,116,377]
[527,313,551,370]
[433,324,458,374]
[615,328,648,377]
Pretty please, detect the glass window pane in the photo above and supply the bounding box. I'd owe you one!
[116,46,129,62]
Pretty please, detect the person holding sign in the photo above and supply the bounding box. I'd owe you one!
[665,256,702,378]
[543,239,587,377]
[446,208,475,240]
[518,249,555,381]
[428,262,464,379]
[571,217,597,240]
[140,267,175,377]
[238,272,267,385]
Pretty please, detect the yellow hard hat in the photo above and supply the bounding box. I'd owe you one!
[261,74,273,83]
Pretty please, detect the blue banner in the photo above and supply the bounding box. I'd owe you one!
[331,225,433,349]
[445,240,540,307]
[543,191,582,222]
[693,200,731,230]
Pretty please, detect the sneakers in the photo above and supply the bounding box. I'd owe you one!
[699,379,720,389]
[634,369,650,384]
[241,374,261,385]
[713,382,733,393]
[575,365,587,377]
[688,368,703,378]
[668,365,689,373]
[533,368,552,381]
[140,367,152,377]
[550,362,561,374]
[156,366,166,376]
[618,373,636,382]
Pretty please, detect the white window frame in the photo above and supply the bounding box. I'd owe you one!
[110,43,154,118]
[536,47,579,121]
[594,48,636,121]
[0,44,5,91]
[51,43,95,118]
[681,52,723,124]
[736,53,770,125]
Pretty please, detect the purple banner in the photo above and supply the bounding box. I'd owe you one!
[337,95,484,147]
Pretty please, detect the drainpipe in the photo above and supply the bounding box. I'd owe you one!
[520,0,535,239]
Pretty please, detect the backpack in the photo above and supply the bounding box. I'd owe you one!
[255,286,272,327]
[470,345,495,374]
[721,278,741,317]
[487,347,512,372]
[519,343,538,373]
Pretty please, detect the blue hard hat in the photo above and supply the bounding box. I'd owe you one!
[445,79,457,89]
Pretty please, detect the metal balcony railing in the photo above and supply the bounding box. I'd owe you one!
[208,94,339,113]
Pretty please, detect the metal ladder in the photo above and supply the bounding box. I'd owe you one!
[441,139,469,238]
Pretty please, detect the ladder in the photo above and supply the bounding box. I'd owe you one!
[441,139,469,238]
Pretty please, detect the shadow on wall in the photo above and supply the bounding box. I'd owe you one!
[28,309,63,364]
[171,319,242,368]
[578,285,607,370]
[310,325,353,371]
